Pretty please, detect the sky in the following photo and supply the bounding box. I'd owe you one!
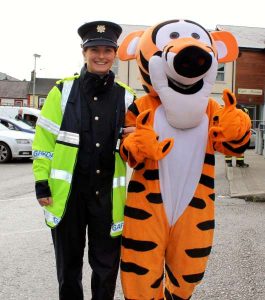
[1,0,264,81]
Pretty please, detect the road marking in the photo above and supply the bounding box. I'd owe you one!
[0,196,34,202]
[1,228,49,236]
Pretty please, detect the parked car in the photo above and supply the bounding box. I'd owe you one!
[249,129,256,149]
[0,106,40,127]
[0,123,33,163]
[0,116,35,134]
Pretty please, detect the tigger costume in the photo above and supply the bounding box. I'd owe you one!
[117,20,251,299]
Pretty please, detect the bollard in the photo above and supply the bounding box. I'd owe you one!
[256,129,263,155]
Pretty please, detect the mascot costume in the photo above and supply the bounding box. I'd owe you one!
[117,19,251,299]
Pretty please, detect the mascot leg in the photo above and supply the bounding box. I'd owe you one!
[120,203,169,299]
[164,204,214,299]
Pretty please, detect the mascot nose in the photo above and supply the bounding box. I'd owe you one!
[173,46,212,78]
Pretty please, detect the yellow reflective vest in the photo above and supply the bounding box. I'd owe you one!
[32,75,135,237]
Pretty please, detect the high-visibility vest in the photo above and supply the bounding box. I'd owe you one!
[33,75,134,237]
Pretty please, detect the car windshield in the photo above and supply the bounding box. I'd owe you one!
[9,118,34,129]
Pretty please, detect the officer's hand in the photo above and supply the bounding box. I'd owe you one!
[38,197,53,206]
[122,126,136,138]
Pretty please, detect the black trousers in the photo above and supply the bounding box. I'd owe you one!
[51,175,121,300]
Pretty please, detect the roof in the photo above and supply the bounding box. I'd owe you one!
[28,77,59,95]
[0,72,19,81]
[216,25,265,49]
[119,24,148,43]
[0,81,30,98]
[119,24,265,50]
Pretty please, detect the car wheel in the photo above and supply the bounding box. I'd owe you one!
[0,142,12,163]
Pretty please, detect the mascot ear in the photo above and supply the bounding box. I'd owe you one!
[117,31,144,61]
[211,31,239,63]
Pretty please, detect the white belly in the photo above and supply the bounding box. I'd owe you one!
[154,105,208,225]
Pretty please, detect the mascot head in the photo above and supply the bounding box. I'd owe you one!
[118,20,239,129]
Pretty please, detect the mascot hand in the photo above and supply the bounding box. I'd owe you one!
[123,109,174,162]
[209,89,251,142]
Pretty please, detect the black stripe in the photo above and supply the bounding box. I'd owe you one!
[185,246,212,258]
[222,140,250,153]
[165,264,180,287]
[56,140,79,148]
[128,102,139,116]
[140,50,149,73]
[162,141,171,153]
[204,153,215,165]
[120,260,149,275]
[189,197,206,209]
[143,169,159,180]
[197,220,215,230]
[134,162,145,170]
[142,111,150,124]
[229,131,250,144]
[152,20,180,44]
[199,174,214,189]
[227,92,235,105]
[128,180,146,193]
[151,272,164,288]
[124,205,152,220]
[139,67,152,85]
[146,193,163,204]
[182,272,204,283]
[143,85,150,94]
[121,145,129,158]
[122,237,157,251]
[208,193,215,201]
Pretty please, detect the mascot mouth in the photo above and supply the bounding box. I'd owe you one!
[167,76,204,95]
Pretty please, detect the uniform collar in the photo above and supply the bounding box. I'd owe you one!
[80,64,115,94]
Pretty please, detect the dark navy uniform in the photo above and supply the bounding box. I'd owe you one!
[51,21,128,300]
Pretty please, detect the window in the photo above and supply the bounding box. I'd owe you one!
[38,97,46,109]
[216,63,225,81]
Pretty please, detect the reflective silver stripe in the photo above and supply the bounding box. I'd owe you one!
[113,176,126,188]
[57,131,79,145]
[125,90,134,111]
[50,169,72,183]
[32,150,53,160]
[61,81,74,113]
[37,115,60,135]
[44,209,61,226]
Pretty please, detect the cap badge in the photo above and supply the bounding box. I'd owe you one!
[97,25,106,33]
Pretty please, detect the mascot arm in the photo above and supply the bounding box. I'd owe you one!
[209,89,251,156]
[120,109,174,168]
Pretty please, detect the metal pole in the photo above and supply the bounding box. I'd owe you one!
[32,54,41,107]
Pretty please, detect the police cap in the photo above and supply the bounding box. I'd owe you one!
[78,21,122,49]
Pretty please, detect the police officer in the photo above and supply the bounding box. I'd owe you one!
[32,21,135,299]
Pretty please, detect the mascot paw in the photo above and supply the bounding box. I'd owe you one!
[209,89,251,142]
[123,109,174,162]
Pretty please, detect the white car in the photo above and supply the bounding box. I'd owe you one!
[0,123,33,163]
[0,116,35,134]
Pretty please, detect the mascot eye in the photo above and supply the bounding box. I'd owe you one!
[191,32,200,39]
[170,32,180,39]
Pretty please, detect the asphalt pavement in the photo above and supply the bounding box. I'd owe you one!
[1,151,265,299]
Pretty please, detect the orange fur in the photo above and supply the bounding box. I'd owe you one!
[119,20,251,299]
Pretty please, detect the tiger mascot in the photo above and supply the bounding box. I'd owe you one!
[117,19,251,299]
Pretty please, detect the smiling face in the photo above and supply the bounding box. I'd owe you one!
[83,45,116,76]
